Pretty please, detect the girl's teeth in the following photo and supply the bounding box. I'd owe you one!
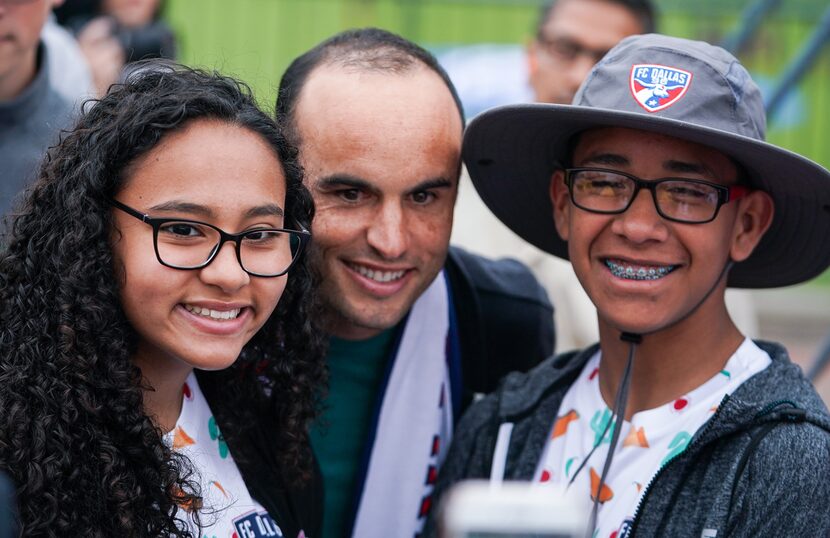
[184,305,241,320]
[350,264,406,283]
[605,259,677,281]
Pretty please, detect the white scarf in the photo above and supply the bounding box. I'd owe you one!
[351,271,457,537]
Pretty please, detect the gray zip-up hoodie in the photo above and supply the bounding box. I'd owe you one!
[428,341,830,537]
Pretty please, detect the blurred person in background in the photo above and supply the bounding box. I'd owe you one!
[56,0,176,96]
[0,0,78,221]
[276,28,555,537]
[454,0,756,352]
[528,0,654,105]
[41,16,93,102]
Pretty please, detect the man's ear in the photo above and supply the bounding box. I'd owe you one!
[526,39,540,79]
[730,190,774,262]
[549,169,570,240]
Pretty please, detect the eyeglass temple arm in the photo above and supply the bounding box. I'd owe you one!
[110,198,152,223]
[727,185,751,201]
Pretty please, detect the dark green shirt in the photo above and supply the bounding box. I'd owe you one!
[310,329,397,538]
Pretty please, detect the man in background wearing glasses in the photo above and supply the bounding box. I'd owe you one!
[527,0,654,106]
[430,34,830,537]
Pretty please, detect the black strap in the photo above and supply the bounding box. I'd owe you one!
[727,408,808,523]
[730,421,778,507]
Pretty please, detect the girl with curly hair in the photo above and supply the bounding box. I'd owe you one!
[0,63,326,537]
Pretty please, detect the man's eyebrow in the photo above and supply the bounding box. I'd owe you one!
[577,152,629,167]
[314,175,453,196]
[316,175,377,193]
[405,178,454,195]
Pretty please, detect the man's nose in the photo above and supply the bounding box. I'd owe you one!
[366,202,409,260]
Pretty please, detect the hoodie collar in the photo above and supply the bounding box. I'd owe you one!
[497,341,829,431]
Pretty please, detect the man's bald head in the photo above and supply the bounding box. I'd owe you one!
[276,27,464,146]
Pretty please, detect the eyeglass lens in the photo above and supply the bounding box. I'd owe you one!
[539,36,608,64]
[155,221,301,276]
[569,169,723,223]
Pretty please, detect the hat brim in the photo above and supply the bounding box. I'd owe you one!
[463,103,830,288]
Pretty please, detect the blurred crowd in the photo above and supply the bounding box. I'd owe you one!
[54,0,176,96]
[1,0,176,218]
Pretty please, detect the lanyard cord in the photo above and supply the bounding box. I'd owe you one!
[566,333,642,492]
[585,332,641,537]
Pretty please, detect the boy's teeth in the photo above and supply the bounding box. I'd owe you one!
[605,259,677,281]
[350,263,406,283]
[184,305,241,320]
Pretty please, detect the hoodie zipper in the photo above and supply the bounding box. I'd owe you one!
[627,394,731,536]
[627,397,806,536]
[753,399,798,419]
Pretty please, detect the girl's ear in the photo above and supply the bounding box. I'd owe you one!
[730,189,774,263]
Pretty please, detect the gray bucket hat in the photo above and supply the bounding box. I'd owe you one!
[464,33,830,288]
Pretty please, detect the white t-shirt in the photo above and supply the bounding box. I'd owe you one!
[165,373,285,538]
[533,338,771,537]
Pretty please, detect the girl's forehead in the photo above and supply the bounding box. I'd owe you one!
[117,120,286,211]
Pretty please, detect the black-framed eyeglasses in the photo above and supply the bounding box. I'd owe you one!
[111,199,310,277]
[564,167,750,224]
[536,35,609,65]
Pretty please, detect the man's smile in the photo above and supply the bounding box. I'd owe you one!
[347,262,408,283]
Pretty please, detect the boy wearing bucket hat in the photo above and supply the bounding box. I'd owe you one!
[430,34,830,537]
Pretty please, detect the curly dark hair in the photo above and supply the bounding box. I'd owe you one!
[0,63,326,537]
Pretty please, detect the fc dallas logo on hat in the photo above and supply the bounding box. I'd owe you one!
[630,64,693,112]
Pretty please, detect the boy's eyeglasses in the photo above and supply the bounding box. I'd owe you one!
[110,199,310,277]
[564,167,749,224]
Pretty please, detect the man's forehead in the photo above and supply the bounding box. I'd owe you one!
[293,63,462,192]
[296,66,458,146]
[296,62,455,120]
